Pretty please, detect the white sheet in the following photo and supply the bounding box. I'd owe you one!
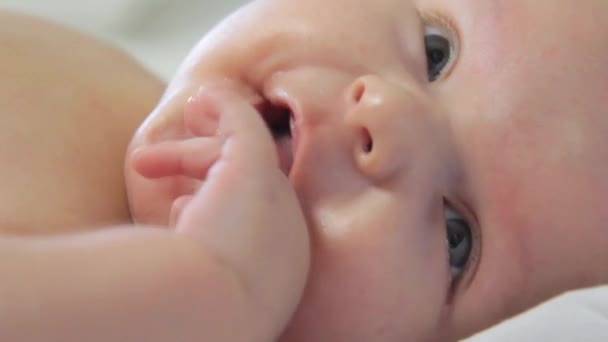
[1,1,606,340]
[467,286,608,341]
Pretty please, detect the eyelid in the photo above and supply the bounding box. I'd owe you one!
[422,11,459,48]
[424,26,444,37]
[444,206,461,220]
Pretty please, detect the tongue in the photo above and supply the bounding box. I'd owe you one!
[275,136,294,176]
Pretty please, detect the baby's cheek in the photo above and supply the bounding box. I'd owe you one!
[301,202,450,339]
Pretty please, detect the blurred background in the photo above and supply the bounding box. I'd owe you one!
[0,0,249,79]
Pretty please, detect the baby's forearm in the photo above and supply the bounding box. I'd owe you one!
[0,227,277,342]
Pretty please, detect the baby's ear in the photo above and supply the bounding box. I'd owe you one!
[130,138,222,179]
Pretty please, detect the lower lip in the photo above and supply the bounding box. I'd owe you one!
[276,136,293,176]
[275,115,299,177]
[290,114,299,165]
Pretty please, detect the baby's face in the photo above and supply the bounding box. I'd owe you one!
[148,0,608,339]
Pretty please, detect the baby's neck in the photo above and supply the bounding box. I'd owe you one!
[564,212,608,289]
[524,203,608,308]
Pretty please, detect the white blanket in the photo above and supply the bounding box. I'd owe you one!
[468,286,608,341]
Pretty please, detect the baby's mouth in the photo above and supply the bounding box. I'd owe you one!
[257,100,297,176]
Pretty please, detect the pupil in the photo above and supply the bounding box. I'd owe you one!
[429,49,445,65]
[448,229,464,248]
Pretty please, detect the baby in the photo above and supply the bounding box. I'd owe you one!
[2,0,608,341]
[127,0,608,339]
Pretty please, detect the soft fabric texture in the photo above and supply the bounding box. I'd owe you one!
[468,286,608,341]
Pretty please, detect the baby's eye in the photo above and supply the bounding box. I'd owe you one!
[424,26,453,82]
[444,205,472,279]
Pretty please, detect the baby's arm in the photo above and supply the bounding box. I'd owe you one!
[132,86,311,336]
[1,86,309,341]
[1,227,241,341]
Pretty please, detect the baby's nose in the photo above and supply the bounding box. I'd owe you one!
[344,75,433,184]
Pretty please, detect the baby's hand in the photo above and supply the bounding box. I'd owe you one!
[132,85,310,336]
[131,128,222,227]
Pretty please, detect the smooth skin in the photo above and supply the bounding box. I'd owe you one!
[127,0,608,340]
[0,11,308,342]
[0,11,161,234]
